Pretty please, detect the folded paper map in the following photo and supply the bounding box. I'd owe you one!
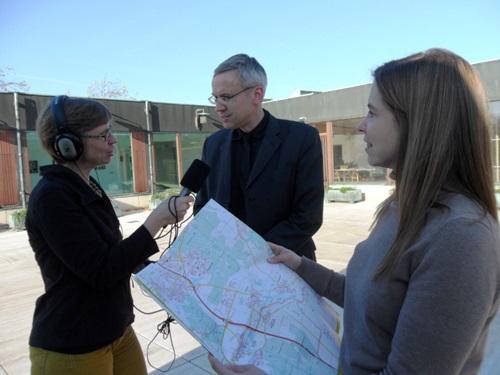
[135,199,342,374]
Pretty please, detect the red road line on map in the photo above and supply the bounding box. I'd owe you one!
[157,266,337,372]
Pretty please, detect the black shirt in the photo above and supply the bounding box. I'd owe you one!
[229,110,269,222]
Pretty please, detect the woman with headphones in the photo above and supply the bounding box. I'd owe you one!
[26,96,193,375]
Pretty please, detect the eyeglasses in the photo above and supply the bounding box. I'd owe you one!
[208,86,257,105]
[81,123,113,142]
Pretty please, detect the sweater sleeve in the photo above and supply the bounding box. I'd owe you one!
[296,257,346,307]
[382,219,499,375]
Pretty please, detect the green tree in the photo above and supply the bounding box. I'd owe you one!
[0,67,30,92]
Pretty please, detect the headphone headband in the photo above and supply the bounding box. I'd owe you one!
[51,95,69,132]
[50,95,83,161]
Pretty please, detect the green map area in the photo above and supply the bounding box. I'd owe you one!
[135,199,342,374]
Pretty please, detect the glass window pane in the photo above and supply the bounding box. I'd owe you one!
[180,133,208,175]
[153,133,179,189]
[95,133,133,194]
[26,131,53,190]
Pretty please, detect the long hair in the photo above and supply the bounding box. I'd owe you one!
[372,48,497,279]
[37,97,112,163]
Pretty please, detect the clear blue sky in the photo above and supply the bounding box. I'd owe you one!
[2,0,499,105]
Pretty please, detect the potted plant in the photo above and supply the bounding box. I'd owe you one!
[325,186,363,203]
[149,189,179,209]
[8,208,27,231]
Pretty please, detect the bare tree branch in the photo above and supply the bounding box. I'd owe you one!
[0,67,30,92]
[87,75,137,100]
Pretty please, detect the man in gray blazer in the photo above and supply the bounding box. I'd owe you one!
[194,54,324,260]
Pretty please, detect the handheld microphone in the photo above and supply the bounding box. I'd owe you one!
[179,159,211,196]
[161,159,210,229]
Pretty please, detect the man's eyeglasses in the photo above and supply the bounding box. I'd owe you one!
[81,123,113,142]
[208,86,257,105]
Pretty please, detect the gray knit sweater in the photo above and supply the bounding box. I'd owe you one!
[297,192,500,374]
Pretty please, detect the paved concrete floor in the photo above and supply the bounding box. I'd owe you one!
[0,184,498,374]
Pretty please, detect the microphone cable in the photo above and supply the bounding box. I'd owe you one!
[132,193,196,372]
[154,195,181,241]
[155,194,195,258]
[144,315,178,373]
[132,286,178,372]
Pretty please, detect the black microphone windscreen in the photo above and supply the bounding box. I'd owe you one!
[180,159,210,193]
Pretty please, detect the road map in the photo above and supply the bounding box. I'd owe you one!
[135,199,342,374]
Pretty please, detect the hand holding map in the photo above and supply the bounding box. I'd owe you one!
[135,199,342,374]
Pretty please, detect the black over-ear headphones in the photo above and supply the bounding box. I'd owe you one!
[51,95,83,161]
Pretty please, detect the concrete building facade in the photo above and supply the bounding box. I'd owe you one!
[0,59,498,225]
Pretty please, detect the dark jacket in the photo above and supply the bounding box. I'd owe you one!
[26,165,158,353]
[194,111,324,258]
